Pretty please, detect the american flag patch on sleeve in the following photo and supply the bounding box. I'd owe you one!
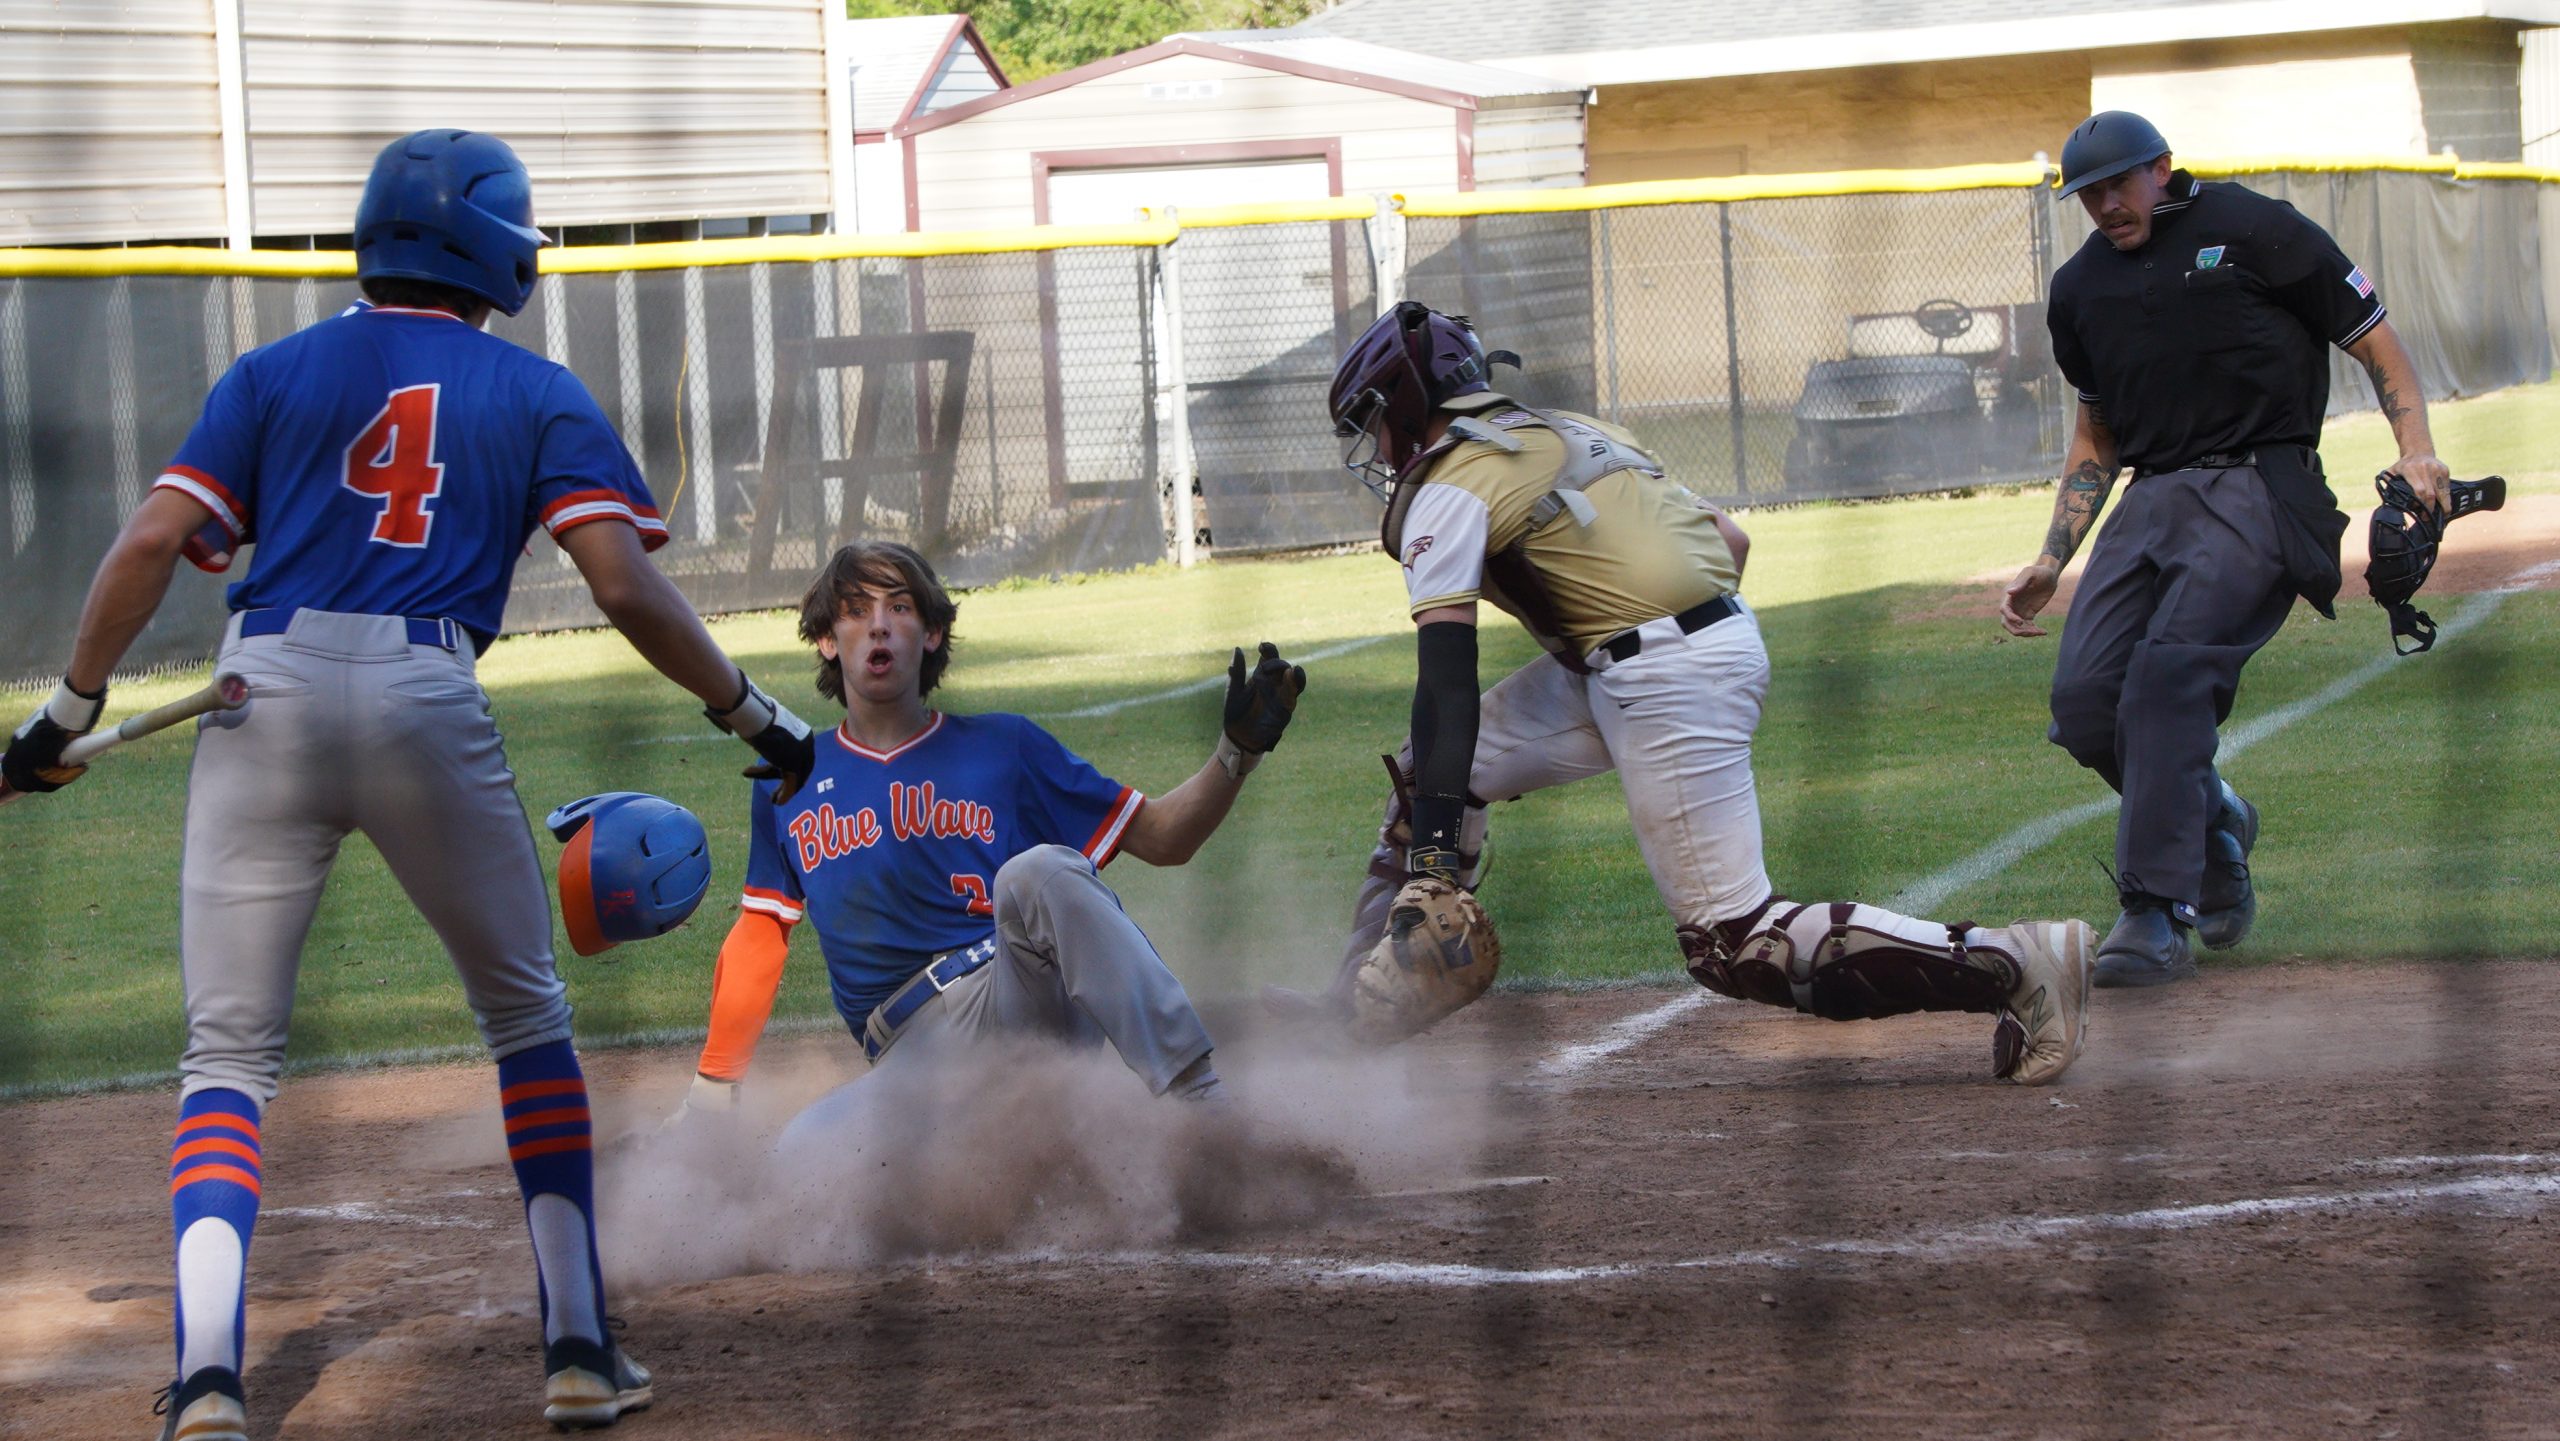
[2346,265,2375,298]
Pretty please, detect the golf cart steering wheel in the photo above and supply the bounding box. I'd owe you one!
[1913,298,1975,343]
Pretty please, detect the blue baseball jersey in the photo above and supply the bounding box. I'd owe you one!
[152,303,666,640]
[738,710,1144,1027]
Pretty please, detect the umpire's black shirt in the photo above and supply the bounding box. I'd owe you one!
[2047,170,2386,471]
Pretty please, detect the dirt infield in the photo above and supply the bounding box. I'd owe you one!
[7,960,2559,1440]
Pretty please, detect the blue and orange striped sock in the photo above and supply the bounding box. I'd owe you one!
[496,1040,607,1348]
[169,1087,261,1382]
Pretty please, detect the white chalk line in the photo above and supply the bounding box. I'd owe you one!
[1033,635,1389,721]
[1531,557,2560,1084]
[1886,559,2560,919]
[1218,1164,2560,1289]
[1535,990,1721,1079]
[262,1199,495,1232]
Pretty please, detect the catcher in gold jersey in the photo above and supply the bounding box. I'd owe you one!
[1278,302,2094,1084]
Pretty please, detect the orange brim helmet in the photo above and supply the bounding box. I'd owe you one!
[544,791,711,957]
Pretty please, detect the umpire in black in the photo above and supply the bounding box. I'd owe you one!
[2000,111,2451,987]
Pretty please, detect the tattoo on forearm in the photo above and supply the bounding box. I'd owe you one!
[2364,358,2413,435]
[2040,459,2111,562]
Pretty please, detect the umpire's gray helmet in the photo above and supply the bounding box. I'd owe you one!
[2057,111,2171,198]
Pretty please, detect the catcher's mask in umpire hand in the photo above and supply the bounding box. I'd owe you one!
[355,129,549,316]
[2365,471,2505,655]
[1329,302,1518,501]
[546,792,712,957]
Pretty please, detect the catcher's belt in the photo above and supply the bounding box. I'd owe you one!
[1586,593,1743,672]
[861,935,999,1061]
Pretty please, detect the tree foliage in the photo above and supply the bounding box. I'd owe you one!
[843,0,1331,81]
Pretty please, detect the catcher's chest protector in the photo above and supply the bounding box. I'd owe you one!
[1381,403,1665,672]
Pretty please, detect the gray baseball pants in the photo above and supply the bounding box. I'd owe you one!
[2046,466,2296,909]
[179,609,572,1102]
[874,844,1213,1094]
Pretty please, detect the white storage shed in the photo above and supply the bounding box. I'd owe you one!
[891,33,1589,230]
[842,14,1008,234]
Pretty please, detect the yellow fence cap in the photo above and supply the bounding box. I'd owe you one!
[1396,161,2058,217]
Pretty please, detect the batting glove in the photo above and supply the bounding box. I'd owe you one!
[706,669,816,802]
[1214,641,1306,779]
[4,678,105,794]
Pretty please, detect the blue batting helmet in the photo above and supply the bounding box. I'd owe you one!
[545,792,711,957]
[354,129,548,316]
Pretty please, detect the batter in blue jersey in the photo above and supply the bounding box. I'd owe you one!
[678,541,1306,1112]
[5,131,825,1436]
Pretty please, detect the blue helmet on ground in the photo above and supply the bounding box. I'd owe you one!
[545,792,711,957]
[354,129,548,315]
[2057,111,2173,199]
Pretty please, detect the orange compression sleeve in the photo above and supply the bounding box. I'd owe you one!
[695,909,793,1083]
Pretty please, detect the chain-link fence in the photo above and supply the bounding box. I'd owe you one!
[5,159,2553,683]
[0,239,1171,682]
[1404,183,2066,507]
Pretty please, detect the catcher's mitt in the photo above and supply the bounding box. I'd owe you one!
[1346,878,1502,1044]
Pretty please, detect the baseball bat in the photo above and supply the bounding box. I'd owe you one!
[0,671,249,807]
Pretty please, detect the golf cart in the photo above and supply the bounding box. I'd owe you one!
[1781,298,2052,495]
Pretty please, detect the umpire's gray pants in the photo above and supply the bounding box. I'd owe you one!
[881,845,1213,1095]
[178,610,571,1103]
[2047,466,2296,909]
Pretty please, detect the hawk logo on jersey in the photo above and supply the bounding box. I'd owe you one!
[342,384,448,547]
[1403,535,1435,570]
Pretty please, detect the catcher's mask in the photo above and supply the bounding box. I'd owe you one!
[2365,470,2504,654]
[1328,302,1518,502]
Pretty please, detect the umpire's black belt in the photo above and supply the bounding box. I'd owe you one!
[2132,444,2315,483]
[1590,593,1743,670]
[860,936,999,1062]
[238,607,467,652]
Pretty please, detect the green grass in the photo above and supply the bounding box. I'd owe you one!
[6,381,2557,1096]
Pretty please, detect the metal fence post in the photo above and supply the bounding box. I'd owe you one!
[1372,193,1408,304]
[1601,207,1620,424]
[1720,202,1746,495]
[1159,213,1199,568]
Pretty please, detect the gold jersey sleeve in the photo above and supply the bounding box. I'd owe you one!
[1418,410,1742,654]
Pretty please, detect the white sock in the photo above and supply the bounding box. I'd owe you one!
[176,1217,246,1379]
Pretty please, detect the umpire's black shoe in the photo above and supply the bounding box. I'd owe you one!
[2094,894,2197,989]
[2196,781,2260,951]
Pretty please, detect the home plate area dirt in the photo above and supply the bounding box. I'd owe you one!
[6,960,2558,1439]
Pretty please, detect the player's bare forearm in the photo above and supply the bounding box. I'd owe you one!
[560,520,744,707]
[65,489,203,692]
[1117,761,1245,866]
[2036,403,2121,568]
[2344,320,2448,507]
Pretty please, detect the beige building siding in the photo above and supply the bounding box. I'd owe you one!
[1584,53,2094,185]
[239,0,832,236]
[907,52,1464,230]
[2094,30,2425,158]
[1474,102,1588,189]
[0,0,230,245]
[2412,19,2528,161]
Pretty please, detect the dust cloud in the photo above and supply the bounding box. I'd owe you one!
[595,1030,1497,1293]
